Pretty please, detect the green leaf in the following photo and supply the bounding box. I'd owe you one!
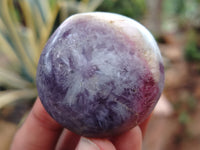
[0,88,37,109]
[0,68,32,89]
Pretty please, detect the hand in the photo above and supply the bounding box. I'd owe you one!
[10,98,150,150]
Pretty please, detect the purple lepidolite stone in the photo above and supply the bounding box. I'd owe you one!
[36,12,164,138]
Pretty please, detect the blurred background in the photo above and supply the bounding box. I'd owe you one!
[0,0,200,149]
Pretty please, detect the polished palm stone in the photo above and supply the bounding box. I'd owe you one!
[36,12,165,138]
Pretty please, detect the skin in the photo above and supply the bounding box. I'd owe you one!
[10,97,150,150]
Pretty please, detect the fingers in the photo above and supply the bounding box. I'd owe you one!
[112,126,142,150]
[10,98,63,150]
[10,97,150,150]
[74,125,143,150]
[55,129,80,150]
[75,137,116,150]
[139,115,151,137]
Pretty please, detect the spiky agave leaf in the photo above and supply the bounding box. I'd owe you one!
[0,68,32,89]
[0,0,36,77]
[0,0,59,108]
[0,88,37,109]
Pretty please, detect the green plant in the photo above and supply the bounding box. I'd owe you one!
[96,0,146,20]
[0,0,103,109]
[185,41,200,62]
[178,111,190,125]
[184,30,200,62]
[162,0,200,31]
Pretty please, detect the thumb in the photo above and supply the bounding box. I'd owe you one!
[75,137,116,150]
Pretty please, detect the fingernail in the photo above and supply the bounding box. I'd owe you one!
[75,137,100,150]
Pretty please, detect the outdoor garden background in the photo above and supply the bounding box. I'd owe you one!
[0,0,200,149]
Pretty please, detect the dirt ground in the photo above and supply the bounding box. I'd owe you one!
[0,32,200,150]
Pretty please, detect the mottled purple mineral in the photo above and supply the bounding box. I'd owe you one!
[36,12,164,138]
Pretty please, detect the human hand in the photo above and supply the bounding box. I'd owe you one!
[10,98,150,150]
